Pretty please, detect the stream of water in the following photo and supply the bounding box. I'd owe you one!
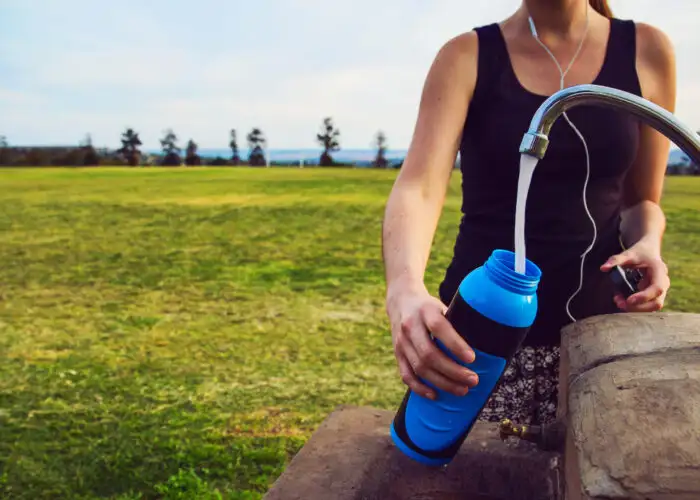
[514,154,539,274]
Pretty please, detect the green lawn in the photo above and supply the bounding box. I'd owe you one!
[0,167,698,499]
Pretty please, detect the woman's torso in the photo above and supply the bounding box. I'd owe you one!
[439,18,643,347]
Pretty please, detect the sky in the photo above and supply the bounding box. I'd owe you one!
[1,0,699,150]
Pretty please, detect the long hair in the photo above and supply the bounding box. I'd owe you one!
[589,0,613,17]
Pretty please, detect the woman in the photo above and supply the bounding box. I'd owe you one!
[382,0,674,425]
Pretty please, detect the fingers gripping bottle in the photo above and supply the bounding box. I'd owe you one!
[390,249,542,466]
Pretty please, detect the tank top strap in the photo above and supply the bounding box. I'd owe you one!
[598,18,642,96]
[471,23,511,110]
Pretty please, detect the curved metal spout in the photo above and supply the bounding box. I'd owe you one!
[519,84,700,165]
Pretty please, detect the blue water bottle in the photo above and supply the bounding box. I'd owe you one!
[390,249,542,466]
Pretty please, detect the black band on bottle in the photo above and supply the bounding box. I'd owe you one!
[445,291,530,360]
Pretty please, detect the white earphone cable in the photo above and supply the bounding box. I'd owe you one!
[529,7,596,323]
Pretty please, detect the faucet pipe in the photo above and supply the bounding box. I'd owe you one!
[519,84,700,165]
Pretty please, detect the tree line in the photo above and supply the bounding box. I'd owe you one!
[0,117,394,168]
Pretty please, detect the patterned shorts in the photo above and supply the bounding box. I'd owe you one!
[479,345,560,426]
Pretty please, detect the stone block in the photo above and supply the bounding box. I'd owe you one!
[561,312,700,500]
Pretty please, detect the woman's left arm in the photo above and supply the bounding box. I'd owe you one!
[600,23,677,312]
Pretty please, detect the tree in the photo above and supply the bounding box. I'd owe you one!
[207,156,229,166]
[0,135,10,166]
[373,130,389,168]
[160,128,181,166]
[316,117,340,166]
[81,133,100,166]
[247,128,267,166]
[185,139,201,166]
[229,129,240,165]
[117,128,143,166]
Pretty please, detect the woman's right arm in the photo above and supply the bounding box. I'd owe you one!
[382,32,480,400]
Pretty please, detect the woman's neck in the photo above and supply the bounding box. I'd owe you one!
[521,0,590,38]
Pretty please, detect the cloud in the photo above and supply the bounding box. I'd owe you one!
[1,0,699,149]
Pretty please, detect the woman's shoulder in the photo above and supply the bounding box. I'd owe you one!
[430,25,500,85]
[435,30,480,65]
[426,30,480,94]
[436,23,502,58]
[631,21,676,104]
[634,22,675,68]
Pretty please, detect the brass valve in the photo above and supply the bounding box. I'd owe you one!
[499,419,537,441]
[498,418,566,452]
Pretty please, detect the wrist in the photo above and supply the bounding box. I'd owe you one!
[620,201,665,252]
[385,277,428,310]
[637,233,663,255]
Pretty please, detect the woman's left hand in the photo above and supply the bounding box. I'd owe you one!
[600,239,670,313]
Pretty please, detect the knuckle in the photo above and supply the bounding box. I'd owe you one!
[398,362,413,380]
[412,359,426,375]
[418,302,433,317]
[418,346,436,364]
[424,314,442,333]
[414,355,434,375]
[399,316,414,334]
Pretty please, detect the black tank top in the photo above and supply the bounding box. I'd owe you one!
[438,19,642,347]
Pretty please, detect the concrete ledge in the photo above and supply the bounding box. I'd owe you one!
[563,312,700,380]
[264,405,562,500]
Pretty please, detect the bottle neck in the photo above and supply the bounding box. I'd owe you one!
[484,250,542,295]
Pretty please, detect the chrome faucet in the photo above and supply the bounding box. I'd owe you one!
[519,83,700,165]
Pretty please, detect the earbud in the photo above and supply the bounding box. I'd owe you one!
[528,16,539,39]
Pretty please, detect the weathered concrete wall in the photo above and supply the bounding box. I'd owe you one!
[263,405,562,500]
[561,312,700,500]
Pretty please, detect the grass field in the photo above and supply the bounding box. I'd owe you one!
[0,167,698,499]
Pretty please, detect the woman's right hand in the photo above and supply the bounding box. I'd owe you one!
[387,287,480,400]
